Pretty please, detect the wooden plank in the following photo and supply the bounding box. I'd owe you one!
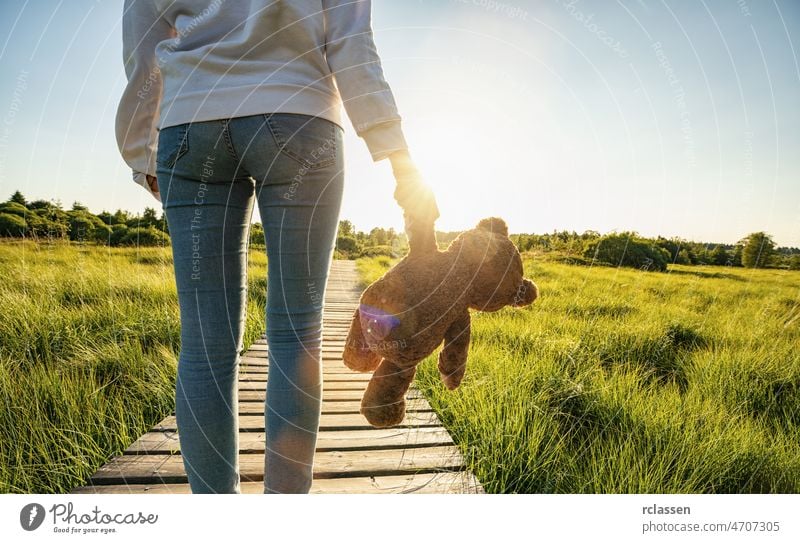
[238,388,423,402]
[88,446,465,484]
[245,346,346,354]
[238,366,367,376]
[152,411,443,432]
[240,359,356,367]
[125,426,454,454]
[237,398,431,415]
[240,357,356,366]
[241,360,363,371]
[240,351,347,360]
[239,371,372,381]
[238,380,368,391]
[73,471,483,494]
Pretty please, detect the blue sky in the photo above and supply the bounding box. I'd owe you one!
[0,0,798,246]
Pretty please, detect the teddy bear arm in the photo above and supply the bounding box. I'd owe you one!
[438,311,471,390]
[343,308,381,372]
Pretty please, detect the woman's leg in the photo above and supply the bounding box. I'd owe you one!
[229,113,344,493]
[158,120,255,493]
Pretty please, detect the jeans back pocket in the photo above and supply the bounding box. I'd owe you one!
[156,123,190,170]
[265,113,338,170]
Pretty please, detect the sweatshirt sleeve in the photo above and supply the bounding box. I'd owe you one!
[322,0,408,161]
[115,0,174,201]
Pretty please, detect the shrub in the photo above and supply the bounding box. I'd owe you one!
[118,226,170,247]
[336,235,360,259]
[67,211,113,243]
[584,232,669,271]
[360,244,395,258]
[0,202,28,217]
[0,213,27,237]
[109,224,129,246]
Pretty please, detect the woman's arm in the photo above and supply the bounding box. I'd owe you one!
[322,0,438,223]
[321,0,408,162]
[115,0,175,202]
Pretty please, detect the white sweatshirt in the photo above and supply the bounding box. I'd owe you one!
[115,0,409,202]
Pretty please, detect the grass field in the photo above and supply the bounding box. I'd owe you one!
[3,239,798,494]
[0,240,267,493]
[358,254,800,493]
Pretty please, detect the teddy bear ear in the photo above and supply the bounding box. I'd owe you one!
[476,217,508,237]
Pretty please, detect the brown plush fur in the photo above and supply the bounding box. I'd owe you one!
[343,217,539,427]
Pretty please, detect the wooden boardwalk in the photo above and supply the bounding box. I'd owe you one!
[73,260,484,494]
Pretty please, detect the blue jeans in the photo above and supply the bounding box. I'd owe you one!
[156,113,344,493]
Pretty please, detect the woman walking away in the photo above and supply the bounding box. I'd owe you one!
[115,0,438,494]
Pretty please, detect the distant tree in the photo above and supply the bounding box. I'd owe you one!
[250,222,265,247]
[369,227,388,246]
[97,211,113,225]
[710,245,729,266]
[28,199,63,217]
[694,248,711,265]
[741,232,775,268]
[160,209,169,234]
[139,207,160,229]
[675,249,691,265]
[71,202,89,212]
[731,244,743,266]
[515,233,528,252]
[656,236,679,262]
[337,220,354,238]
[8,191,27,206]
[112,210,130,225]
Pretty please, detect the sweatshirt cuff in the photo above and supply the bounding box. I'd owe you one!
[360,121,408,162]
[132,170,162,204]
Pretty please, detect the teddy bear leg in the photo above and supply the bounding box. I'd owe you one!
[343,308,381,372]
[438,312,471,390]
[360,358,417,428]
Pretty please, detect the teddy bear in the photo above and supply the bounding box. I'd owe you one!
[343,217,539,428]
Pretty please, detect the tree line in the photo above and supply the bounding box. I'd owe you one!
[1,191,797,270]
[0,191,170,246]
[514,230,800,270]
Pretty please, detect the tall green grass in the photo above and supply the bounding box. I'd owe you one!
[358,256,800,492]
[355,255,396,288]
[0,240,267,493]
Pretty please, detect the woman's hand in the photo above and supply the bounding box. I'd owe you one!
[390,150,439,226]
[146,174,159,195]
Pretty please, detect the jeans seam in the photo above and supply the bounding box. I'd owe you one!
[221,119,239,163]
